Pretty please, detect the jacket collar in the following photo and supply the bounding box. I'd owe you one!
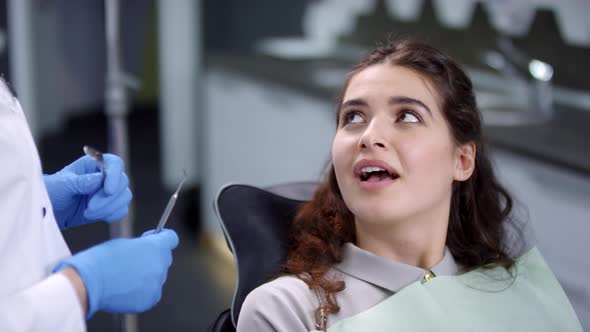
[333,243,459,292]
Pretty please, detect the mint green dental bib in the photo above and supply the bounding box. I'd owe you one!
[321,248,582,332]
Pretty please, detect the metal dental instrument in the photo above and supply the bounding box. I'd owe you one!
[155,170,187,233]
[83,145,105,173]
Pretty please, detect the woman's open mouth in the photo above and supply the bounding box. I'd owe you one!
[359,166,399,181]
[354,160,400,191]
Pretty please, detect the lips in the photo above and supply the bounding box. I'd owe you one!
[353,159,399,181]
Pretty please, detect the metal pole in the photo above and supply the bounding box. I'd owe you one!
[104,0,137,331]
[6,0,38,137]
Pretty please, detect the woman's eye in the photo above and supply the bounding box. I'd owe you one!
[398,111,420,123]
[344,112,364,124]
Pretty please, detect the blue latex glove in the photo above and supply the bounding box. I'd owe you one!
[54,229,179,318]
[44,154,132,230]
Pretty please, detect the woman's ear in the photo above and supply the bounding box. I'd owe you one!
[453,142,476,181]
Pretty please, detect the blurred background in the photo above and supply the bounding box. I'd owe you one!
[1,0,589,331]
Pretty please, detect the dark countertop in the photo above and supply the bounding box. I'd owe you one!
[206,52,590,176]
[483,107,590,175]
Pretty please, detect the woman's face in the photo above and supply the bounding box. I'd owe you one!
[332,64,470,228]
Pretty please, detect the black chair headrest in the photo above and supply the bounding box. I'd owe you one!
[214,182,317,327]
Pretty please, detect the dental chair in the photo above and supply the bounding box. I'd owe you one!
[207,182,318,332]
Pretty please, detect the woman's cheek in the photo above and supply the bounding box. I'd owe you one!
[332,134,354,164]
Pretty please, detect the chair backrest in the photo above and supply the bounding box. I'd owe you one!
[213,182,317,327]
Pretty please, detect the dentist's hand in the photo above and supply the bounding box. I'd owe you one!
[55,229,179,318]
[44,153,132,230]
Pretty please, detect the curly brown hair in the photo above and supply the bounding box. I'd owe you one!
[283,38,522,329]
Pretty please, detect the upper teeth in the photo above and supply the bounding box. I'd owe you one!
[361,166,386,173]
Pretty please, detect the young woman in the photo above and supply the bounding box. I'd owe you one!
[236,39,582,331]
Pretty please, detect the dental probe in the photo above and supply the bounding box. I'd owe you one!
[83,145,105,173]
[155,170,188,233]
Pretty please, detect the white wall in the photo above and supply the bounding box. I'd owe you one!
[203,68,334,234]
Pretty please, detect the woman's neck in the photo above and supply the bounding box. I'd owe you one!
[354,210,449,269]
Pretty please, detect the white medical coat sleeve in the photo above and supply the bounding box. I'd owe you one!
[0,273,86,332]
[0,80,86,332]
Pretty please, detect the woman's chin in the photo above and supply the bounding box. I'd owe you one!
[351,207,410,228]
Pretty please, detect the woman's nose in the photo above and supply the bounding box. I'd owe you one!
[358,123,387,150]
[359,140,386,149]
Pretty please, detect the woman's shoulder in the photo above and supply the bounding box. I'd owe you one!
[251,274,314,297]
[242,275,318,314]
[237,275,318,331]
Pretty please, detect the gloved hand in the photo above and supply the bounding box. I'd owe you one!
[54,229,179,318]
[43,153,132,230]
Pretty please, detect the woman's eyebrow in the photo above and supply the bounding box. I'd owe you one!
[341,96,432,115]
[389,96,432,115]
[340,98,368,109]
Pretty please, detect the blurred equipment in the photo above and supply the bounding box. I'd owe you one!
[479,36,555,126]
